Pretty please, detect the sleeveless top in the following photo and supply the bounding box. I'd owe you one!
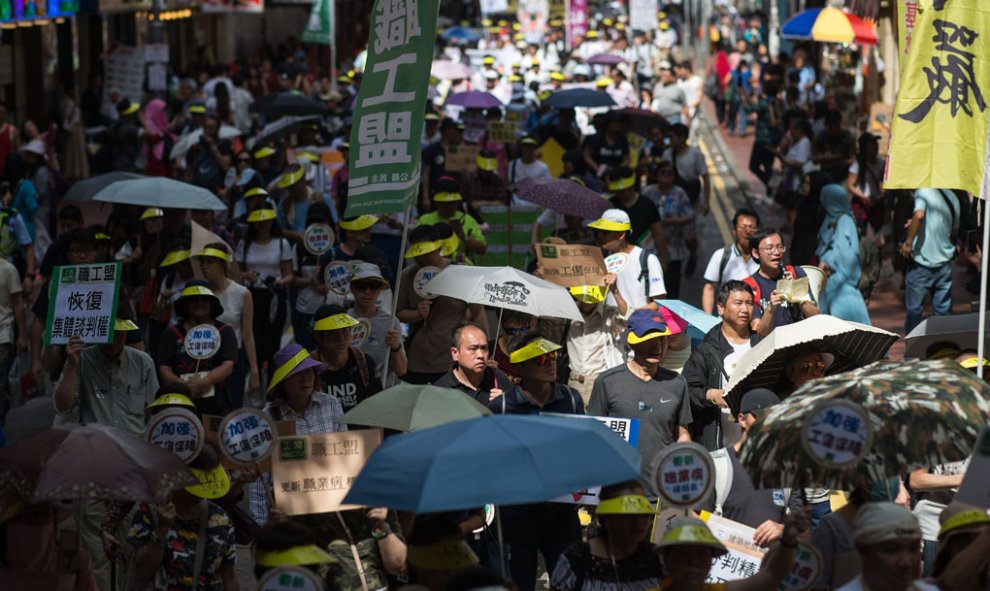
[215,280,248,348]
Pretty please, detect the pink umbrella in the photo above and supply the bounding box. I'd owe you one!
[513,178,610,219]
[587,53,625,65]
[431,60,472,81]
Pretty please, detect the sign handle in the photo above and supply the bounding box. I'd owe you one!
[649,497,662,541]
[383,205,413,380]
[254,462,276,508]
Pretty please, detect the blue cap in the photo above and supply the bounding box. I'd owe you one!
[626,309,671,345]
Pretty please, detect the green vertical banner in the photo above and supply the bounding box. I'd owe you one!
[345,0,439,216]
[302,0,332,45]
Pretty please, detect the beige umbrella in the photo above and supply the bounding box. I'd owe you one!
[723,315,897,416]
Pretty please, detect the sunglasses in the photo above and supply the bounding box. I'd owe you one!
[798,361,826,373]
[532,351,558,366]
[351,281,382,291]
[504,326,530,336]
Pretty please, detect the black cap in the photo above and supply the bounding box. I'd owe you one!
[739,388,780,416]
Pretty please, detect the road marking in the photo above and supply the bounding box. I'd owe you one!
[696,136,733,244]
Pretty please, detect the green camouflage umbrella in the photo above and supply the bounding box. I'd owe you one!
[340,384,492,432]
[740,359,990,490]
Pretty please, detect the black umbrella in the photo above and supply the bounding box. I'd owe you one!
[252,115,321,147]
[542,88,616,109]
[249,91,327,118]
[64,172,147,202]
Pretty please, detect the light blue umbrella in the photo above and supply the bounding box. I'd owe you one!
[441,26,483,43]
[658,299,720,341]
[92,177,227,212]
[344,414,639,512]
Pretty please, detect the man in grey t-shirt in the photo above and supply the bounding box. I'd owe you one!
[589,309,692,500]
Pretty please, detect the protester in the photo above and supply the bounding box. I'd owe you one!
[790,171,832,266]
[434,320,509,403]
[607,166,668,259]
[589,309,692,501]
[847,133,886,237]
[746,228,819,336]
[0,500,99,590]
[406,517,482,591]
[817,184,871,324]
[564,284,625,406]
[348,262,407,386]
[835,503,928,591]
[701,208,760,315]
[309,305,383,414]
[0,253,26,424]
[901,189,959,334]
[418,177,487,263]
[589,209,665,312]
[642,160,693,297]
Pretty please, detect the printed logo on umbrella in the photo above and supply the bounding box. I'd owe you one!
[484,281,531,306]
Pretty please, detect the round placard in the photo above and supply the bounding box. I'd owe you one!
[350,318,371,348]
[413,265,442,299]
[604,252,628,274]
[303,223,335,256]
[471,504,495,534]
[258,566,323,591]
[324,261,353,296]
[184,324,221,360]
[217,408,277,466]
[773,541,823,591]
[146,407,204,464]
[801,400,872,469]
[652,442,715,508]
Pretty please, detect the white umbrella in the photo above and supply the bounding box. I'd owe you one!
[169,125,242,159]
[93,177,227,211]
[423,266,581,322]
[904,313,990,359]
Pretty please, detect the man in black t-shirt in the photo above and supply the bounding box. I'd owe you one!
[607,166,669,262]
[311,305,383,414]
[745,228,818,337]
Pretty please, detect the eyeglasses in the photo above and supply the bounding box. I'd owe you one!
[504,326,530,336]
[351,281,382,291]
[760,244,787,254]
[798,361,826,373]
[532,352,558,366]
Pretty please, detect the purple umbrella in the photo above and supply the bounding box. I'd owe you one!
[587,53,626,65]
[446,91,504,109]
[513,178,610,219]
[432,61,472,81]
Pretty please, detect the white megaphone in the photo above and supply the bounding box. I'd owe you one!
[801,265,827,303]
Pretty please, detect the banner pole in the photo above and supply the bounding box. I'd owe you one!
[977,128,990,368]
[383,205,413,377]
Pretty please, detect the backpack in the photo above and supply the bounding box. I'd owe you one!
[742,265,796,314]
[636,247,652,300]
[716,243,736,285]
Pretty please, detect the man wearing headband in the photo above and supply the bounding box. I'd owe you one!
[589,208,665,311]
[606,165,669,260]
[53,312,158,588]
[396,225,488,384]
[507,135,552,206]
[589,309,692,502]
[682,280,760,451]
[836,503,927,591]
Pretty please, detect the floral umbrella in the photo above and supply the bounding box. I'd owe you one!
[740,359,990,491]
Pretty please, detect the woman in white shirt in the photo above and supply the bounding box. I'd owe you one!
[235,205,294,370]
[772,116,813,231]
[194,242,260,408]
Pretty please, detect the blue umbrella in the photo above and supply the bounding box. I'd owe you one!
[658,299,720,341]
[542,88,617,109]
[344,415,640,512]
[441,26,483,43]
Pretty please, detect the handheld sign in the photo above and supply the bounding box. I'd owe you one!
[146,408,204,464]
[217,408,277,467]
[184,324,221,360]
[324,261,352,296]
[258,566,323,591]
[604,252,628,274]
[303,223,335,256]
[413,265,442,299]
[653,442,714,508]
[775,541,823,591]
[350,318,371,348]
[45,262,123,346]
[801,400,872,469]
[535,243,608,288]
[699,511,768,582]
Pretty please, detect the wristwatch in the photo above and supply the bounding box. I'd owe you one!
[371,522,391,540]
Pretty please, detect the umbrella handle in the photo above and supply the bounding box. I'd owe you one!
[495,506,507,580]
[255,463,276,508]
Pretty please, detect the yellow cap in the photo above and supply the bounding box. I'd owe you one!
[441,233,461,257]
[660,21,670,30]
[161,249,191,267]
[595,78,611,88]
[256,545,334,568]
[497,20,507,26]
[608,175,635,192]
[519,136,539,145]
[339,215,379,231]
[178,284,218,300]
[405,240,442,259]
[477,154,498,172]
[510,338,561,364]
[627,325,671,345]
[313,313,360,332]
[483,56,496,65]
[185,465,231,499]
[192,247,230,262]
[513,33,524,41]
[586,30,598,38]
[512,22,521,31]
[268,348,314,393]
[539,90,553,101]
[658,517,728,556]
[188,104,207,114]
[407,539,480,570]
[549,18,563,27]
[244,187,269,199]
[247,208,278,223]
[602,17,613,26]
[481,18,492,26]
[587,216,631,233]
[146,393,196,409]
[531,57,540,66]
[94,232,111,241]
[959,357,990,369]
[140,207,165,221]
[569,285,606,305]
[657,10,666,18]
[433,192,463,203]
[120,101,140,116]
[509,74,522,83]
[596,494,654,515]
[615,22,625,30]
[253,146,276,159]
[549,72,566,81]
[296,151,319,163]
[939,509,990,539]
[337,75,351,84]
[276,167,305,189]
[114,319,139,332]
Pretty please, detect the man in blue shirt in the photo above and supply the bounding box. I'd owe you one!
[900,188,960,333]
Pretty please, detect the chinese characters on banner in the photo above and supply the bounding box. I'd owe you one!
[535,243,608,288]
[45,262,122,346]
[272,430,383,515]
[896,0,920,71]
[345,0,440,216]
[801,401,871,468]
[885,0,990,195]
[699,512,768,583]
[566,0,589,49]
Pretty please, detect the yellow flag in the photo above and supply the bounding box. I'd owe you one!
[885,0,990,195]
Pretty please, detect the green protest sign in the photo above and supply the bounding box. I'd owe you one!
[44,262,123,346]
[344,0,440,216]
